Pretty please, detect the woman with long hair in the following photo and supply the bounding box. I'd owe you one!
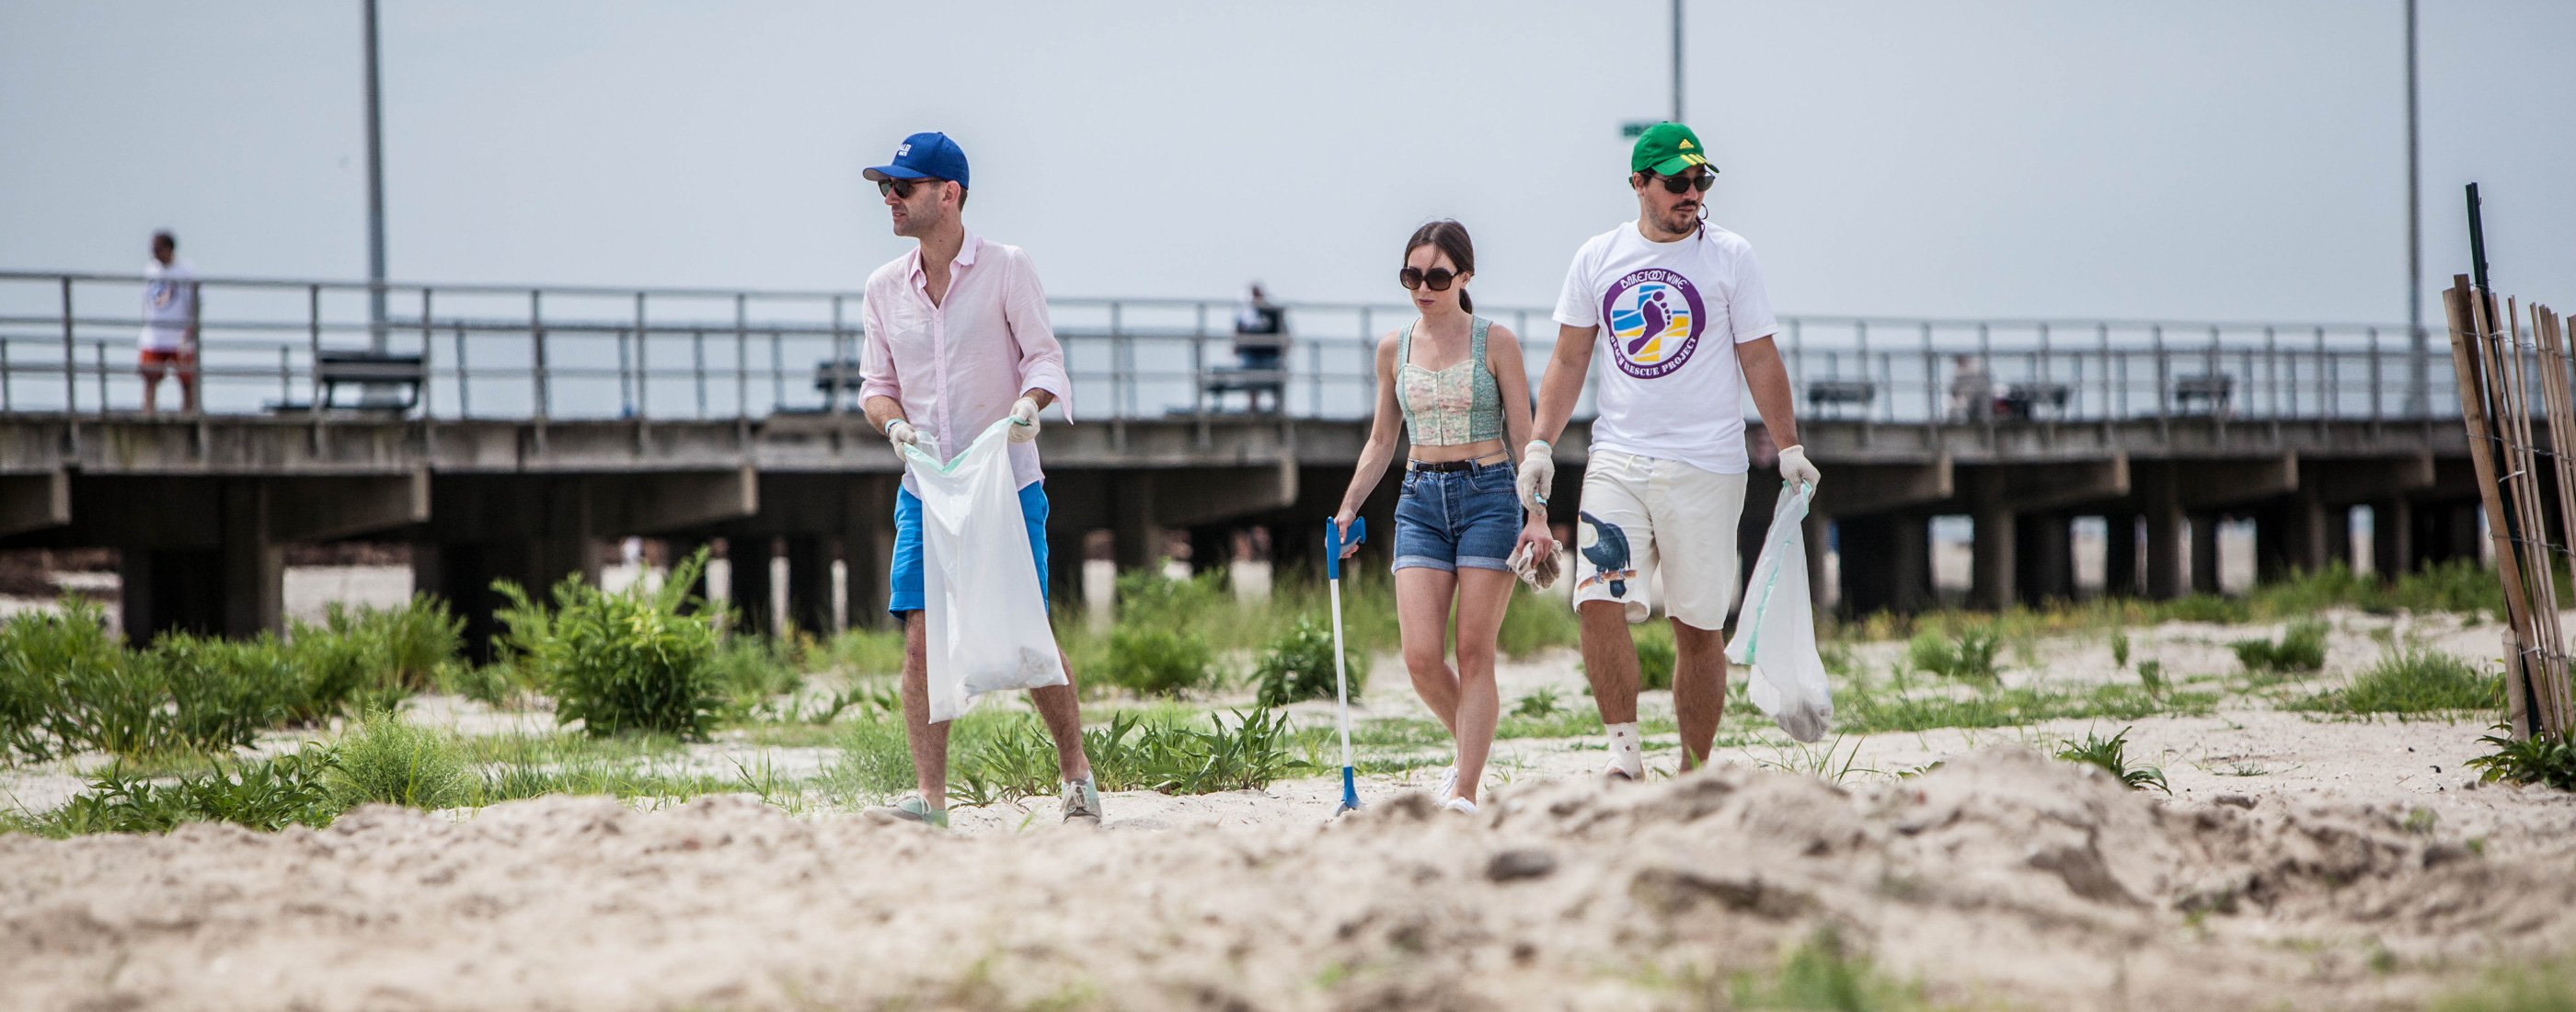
[1333,220,1553,814]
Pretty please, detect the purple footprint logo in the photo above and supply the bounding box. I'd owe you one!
[1627,289,1669,358]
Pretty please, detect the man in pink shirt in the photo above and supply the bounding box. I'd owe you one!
[857,132,1098,828]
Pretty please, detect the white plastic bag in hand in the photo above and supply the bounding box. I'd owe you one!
[1724,484,1834,742]
[902,418,1067,723]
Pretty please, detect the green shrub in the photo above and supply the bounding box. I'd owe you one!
[705,637,806,715]
[1636,621,1677,691]
[1115,569,1228,629]
[506,550,726,739]
[949,707,1307,806]
[1252,616,1367,707]
[438,661,533,708]
[144,632,295,751]
[0,599,128,761]
[2390,559,2506,615]
[2055,726,2169,793]
[1496,587,1581,659]
[326,710,469,810]
[29,747,343,836]
[2467,727,2576,792]
[2230,620,2328,674]
[827,627,908,677]
[2292,649,2500,714]
[1100,627,1218,697]
[2160,594,2249,624]
[1905,626,2001,684]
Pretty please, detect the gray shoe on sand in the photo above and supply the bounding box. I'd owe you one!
[871,795,950,829]
[1062,776,1101,824]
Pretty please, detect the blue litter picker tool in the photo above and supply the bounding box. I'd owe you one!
[1327,515,1366,815]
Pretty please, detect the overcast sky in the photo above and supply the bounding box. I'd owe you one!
[5,1,2571,326]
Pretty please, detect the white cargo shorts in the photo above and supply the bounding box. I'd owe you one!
[1571,449,1747,630]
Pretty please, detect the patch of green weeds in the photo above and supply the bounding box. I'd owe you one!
[1903,627,2000,684]
[1837,680,2214,735]
[1100,627,1220,697]
[1756,735,1878,785]
[2290,649,2500,715]
[2430,955,2576,1012]
[326,709,471,811]
[2055,726,2169,793]
[2467,726,2576,791]
[2110,628,2131,669]
[949,707,1310,806]
[1252,616,1366,707]
[1512,686,1564,719]
[17,746,344,836]
[2230,620,2327,676]
[1495,586,1581,658]
[1725,926,1927,1011]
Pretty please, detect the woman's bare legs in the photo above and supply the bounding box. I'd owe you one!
[1447,568,1515,802]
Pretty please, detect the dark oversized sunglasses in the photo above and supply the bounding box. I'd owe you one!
[1640,169,1716,195]
[876,177,948,200]
[1398,267,1458,292]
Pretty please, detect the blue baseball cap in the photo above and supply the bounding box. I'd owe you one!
[863,132,970,189]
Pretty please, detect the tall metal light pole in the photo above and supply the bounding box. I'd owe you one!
[1669,0,1689,122]
[363,0,387,351]
[2404,0,2423,416]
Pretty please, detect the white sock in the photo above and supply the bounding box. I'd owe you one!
[1605,722,1644,778]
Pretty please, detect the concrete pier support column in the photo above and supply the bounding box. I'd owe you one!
[729,536,778,638]
[2101,514,2140,597]
[1801,510,1834,612]
[1971,507,2017,611]
[1836,512,1931,615]
[1112,480,1161,572]
[2144,503,2186,600]
[2372,499,2414,578]
[783,535,837,636]
[1187,525,1232,578]
[2014,513,2073,605]
[2189,515,2222,594]
[120,481,282,642]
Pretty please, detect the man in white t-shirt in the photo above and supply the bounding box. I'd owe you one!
[1517,122,1822,780]
[138,230,200,415]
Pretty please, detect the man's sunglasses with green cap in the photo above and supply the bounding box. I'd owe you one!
[1630,121,1719,193]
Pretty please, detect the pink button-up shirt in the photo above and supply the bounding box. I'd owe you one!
[858,234,1073,492]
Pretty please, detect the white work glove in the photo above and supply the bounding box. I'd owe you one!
[1778,443,1821,492]
[883,418,919,450]
[1007,396,1041,443]
[1515,440,1555,512]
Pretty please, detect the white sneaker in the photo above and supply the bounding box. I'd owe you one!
[1443,796,1478,815]
[1433,765,1457,800]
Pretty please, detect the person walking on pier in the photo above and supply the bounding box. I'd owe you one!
[1516,122,1821,780]
[855,131,1098,828]
[139,230,200,415]
[1332,220,1551,815]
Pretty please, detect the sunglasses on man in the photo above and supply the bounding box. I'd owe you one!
[877,177,949,200]
[1638,169,1716,195]
[1398,267,1459,292]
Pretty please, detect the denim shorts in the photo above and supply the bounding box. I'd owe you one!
[1393,461,1522,573]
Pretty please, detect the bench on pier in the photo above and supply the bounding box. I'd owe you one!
[1200,332,1288,413]
[1996,382,2071,420]
[265,351,425,414]
[2172,374,2232,415]
[1804,379,1876,418]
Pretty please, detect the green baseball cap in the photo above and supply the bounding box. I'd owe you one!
[1630,121,1718,177]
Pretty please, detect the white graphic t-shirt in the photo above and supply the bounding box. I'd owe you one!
[1551,221,1777,475]
[140,259,197,351]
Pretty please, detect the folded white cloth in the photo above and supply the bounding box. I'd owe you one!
[1508,541,1560,591]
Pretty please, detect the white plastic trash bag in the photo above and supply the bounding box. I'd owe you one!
[902,418,1067,723]
[1724,483,1834,742]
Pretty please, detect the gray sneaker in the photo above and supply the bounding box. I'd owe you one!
[871,795,949,829]
[1061,776,1102,824]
